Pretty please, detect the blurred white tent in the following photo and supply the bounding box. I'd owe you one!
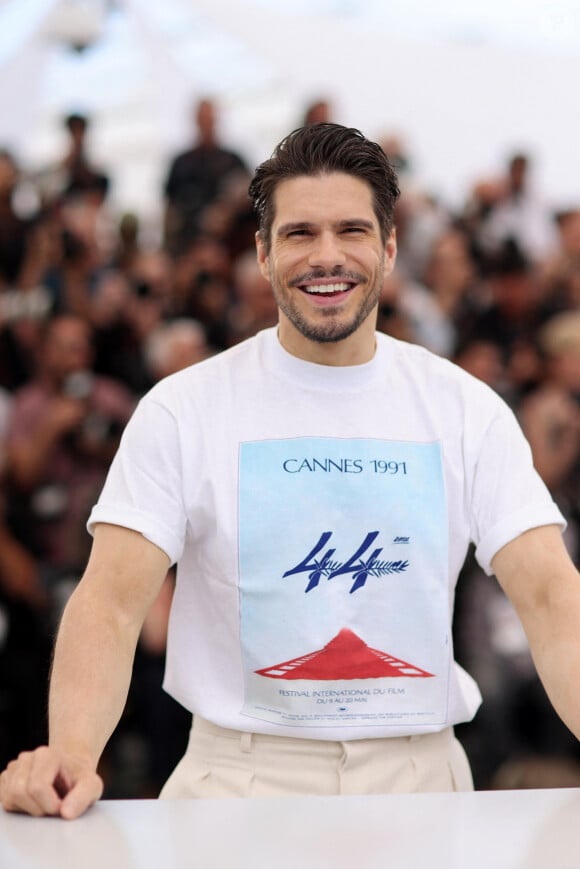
[1,0,580,226]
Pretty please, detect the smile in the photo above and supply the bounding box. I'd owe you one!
[300,282,355,295]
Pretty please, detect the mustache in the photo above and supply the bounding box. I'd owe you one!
[288,268,367,288]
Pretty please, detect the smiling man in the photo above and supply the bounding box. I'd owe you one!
[1,124,579,818]
[257,172,396,362]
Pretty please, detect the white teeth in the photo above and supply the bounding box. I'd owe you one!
[303,283,351,295]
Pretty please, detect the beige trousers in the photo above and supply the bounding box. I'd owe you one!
[159,716,473,799]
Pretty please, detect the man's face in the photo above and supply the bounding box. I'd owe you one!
[0,155,17,196]
[44,318,92,385]
[196,100,216,143]
[256,172,396,364]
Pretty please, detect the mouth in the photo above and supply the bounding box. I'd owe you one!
[288,271,365,307]
[294,278,360,306]
[300,281,354,296]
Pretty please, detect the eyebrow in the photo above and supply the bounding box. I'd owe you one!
[276,219,376,236]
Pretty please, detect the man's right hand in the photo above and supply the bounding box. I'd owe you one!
[0,526,172,821]
[0,747,103,819]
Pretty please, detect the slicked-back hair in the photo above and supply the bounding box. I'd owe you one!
[249,123,400,252]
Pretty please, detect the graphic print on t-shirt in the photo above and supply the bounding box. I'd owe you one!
[255,627,434,679]
[239,437,449,728]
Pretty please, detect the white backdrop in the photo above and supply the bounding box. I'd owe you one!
[1,0,580,224]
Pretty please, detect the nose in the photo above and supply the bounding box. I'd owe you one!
[307,230,346,271]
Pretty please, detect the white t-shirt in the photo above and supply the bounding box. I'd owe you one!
[88,329,564,740]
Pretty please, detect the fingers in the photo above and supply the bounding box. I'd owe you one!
[60,772,104,820]
[0,747,103,819]
[1,748,60,816]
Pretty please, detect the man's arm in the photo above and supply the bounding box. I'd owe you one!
[492,524,580,739]
[0,522,170,819]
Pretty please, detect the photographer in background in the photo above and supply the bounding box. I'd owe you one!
[4,314,134,620]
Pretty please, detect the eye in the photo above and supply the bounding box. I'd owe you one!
[342,226,366,235]
[287,229,310,238]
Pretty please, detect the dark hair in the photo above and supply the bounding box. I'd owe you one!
[65,113,88,133]
[489,237,531,277]
[249,123,400,251]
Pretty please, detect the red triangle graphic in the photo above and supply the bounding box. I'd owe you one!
[255,628,434,681]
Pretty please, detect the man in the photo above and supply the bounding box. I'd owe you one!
[5,315,134,592]
[163,98,248,256]
[35,113,110,208]
[472,152,558,266]
[0,150,35,290]
[1,124,579,818]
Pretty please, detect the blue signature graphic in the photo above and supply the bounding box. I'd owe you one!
[283,531,409,593]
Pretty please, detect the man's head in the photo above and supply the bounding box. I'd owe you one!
[39,314,94,389]
[64,113,89,154]
[0,149,18,199]
[145,319,209,381]
[195,99,217,146]
[539,311,580,395]
[507,153,528,195]
[303,99,332,126]
[249,123,400,255]
[250,125,399,364]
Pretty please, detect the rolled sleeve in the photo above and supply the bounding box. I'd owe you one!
[87,396,188,566]
[468,401,566,575]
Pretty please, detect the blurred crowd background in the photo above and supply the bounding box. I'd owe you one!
[0,90,579,796]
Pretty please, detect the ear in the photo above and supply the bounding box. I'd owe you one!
[255,230,270,281]
[384,228,397,277]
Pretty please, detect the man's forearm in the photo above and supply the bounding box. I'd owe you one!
[48,581,141,769]
[0,525,170,818]
[493,525,580,741]
[520,589,580,741]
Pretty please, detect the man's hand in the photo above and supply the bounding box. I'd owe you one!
[0,747,103,819]
[0,525,170,820]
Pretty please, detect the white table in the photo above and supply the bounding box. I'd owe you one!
[1,789,580,868]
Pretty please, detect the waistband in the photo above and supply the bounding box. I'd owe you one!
[190,715,454,749]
